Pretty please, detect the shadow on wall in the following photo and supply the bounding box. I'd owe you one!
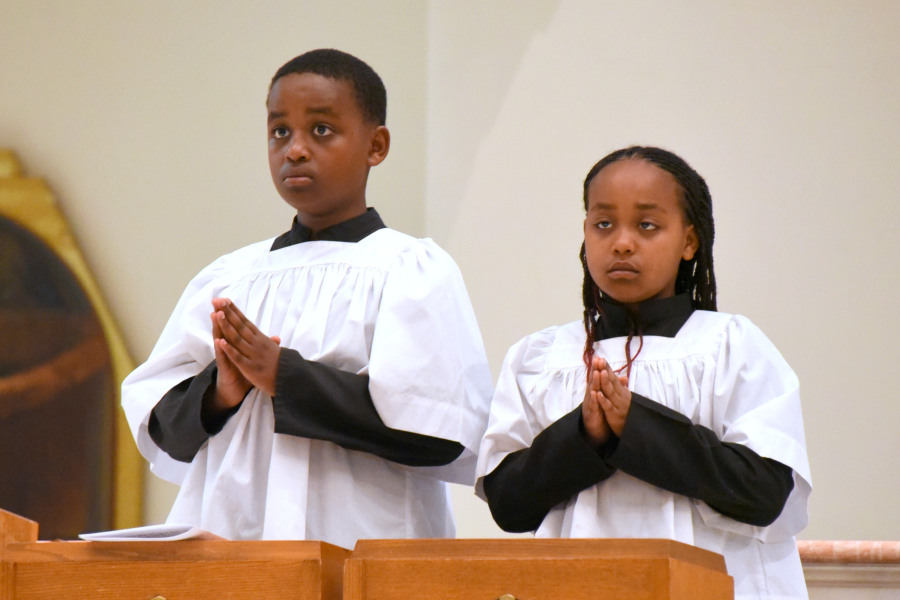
[426,0,561,241]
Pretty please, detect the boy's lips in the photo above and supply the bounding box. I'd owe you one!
[283,170,314,186]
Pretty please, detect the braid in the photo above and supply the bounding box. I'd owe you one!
[581,146,717,372]
[581,242,601,368]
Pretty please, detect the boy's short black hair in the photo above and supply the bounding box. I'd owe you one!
[270,49,387,126]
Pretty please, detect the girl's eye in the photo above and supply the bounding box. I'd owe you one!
[596,220,612,229]
[273,126,289,139]
[639,222,658,231]
[313,124,333,136]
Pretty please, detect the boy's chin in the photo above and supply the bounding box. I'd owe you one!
[277,191,324,215]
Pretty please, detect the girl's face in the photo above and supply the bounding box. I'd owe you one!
[584,159,698,305]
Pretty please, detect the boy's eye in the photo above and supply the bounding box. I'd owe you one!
[313,124,333,136]
[273,126,289,139]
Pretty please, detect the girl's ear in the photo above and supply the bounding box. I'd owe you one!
[682,224,699,261]
[367,125,390,167]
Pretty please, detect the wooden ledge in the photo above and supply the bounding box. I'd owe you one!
[352,538,728,573]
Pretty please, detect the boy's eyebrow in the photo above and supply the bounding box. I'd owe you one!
[267,107,336,122]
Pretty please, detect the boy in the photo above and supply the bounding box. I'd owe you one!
[122,49,493,550]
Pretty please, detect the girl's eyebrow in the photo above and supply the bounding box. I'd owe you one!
[590,202,664,210]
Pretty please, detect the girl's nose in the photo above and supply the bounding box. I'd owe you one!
[611,230,636,255]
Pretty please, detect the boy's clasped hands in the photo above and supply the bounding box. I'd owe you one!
[582,356,631,448]
[208,298,281,414]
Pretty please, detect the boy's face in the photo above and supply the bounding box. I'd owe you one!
[267,73,389,231]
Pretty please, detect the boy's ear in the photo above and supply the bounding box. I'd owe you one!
[367,126,390,167]
[682,224,699,261]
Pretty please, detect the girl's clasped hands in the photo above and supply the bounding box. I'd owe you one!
[582,356,631,447]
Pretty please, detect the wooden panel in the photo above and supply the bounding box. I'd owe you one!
[351,557,666,600]
[11,559,318,600]
[1,561,15,600]
[668,557,733,600]
[1,540,349,600]
[343,559,365,600]
[0,510,37,551]
[346,539,732,600]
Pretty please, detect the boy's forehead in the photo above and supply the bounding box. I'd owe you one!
[267,72,358,115]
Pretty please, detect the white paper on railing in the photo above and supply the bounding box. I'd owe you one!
[79,524,226,541]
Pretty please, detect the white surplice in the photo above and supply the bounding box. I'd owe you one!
[477,312,811,600]
[123,228,493,550]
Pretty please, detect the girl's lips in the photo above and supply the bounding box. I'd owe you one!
[607,262,639,279]
[608,269,639,280]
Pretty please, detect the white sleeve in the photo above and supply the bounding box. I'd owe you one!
[366,239,493,484]
[121,251,244,484]
[694,315,812,542]
[474,328,562,499]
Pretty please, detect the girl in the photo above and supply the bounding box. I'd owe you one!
[476,147,811,600]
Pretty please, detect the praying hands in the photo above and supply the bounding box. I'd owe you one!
[208,298,281,414]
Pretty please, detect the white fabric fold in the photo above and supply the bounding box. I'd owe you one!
[123,229,492,548]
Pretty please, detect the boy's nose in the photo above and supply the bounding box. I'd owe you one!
[285,137,311,161]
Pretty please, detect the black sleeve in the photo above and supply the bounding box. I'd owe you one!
[148,350,465,467]
[271,348,465,467]
[482,405,618,533]
[148,360,240,463]
[606,393,795,527]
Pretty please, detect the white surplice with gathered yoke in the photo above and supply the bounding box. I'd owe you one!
[123,228,493,550]
[476,312,811,600]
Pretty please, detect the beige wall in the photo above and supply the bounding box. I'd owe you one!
[3,1,899,541]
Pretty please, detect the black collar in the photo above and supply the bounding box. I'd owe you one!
[596,293,694,340]
[270,208,386,251]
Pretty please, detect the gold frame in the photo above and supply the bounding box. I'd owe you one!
[0,149,143,529]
